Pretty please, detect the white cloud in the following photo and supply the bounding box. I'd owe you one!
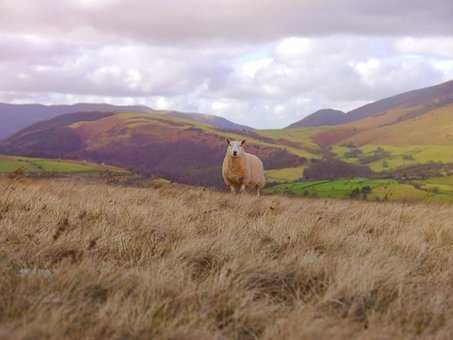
[237,58,273,79]
[274,37,312,61]
[395,37,453,58]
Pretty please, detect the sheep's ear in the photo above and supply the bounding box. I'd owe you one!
[226,138,231,145]
[241,139,246,146]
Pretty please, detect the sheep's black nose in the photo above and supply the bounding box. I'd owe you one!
[233,151,237,156]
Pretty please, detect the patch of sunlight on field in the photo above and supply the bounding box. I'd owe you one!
[265,166,304,183]
[0,156,39,172]
[0,155,126,174]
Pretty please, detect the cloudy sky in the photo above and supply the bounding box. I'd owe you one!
[1,0,453,128]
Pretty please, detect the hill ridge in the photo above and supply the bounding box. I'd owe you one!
[287,109,346,128]
[0,102,254,140]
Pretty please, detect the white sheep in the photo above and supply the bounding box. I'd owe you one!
[222,139,266,196]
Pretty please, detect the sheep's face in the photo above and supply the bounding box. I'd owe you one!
[226,139,246,157]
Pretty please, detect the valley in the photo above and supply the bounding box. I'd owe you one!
[1,79,453,202]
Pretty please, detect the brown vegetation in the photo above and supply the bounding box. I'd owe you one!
[1,177,453,339]
[313,127,358,146]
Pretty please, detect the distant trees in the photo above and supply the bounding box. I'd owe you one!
[343,145,391,164]
[303,158,372,180]
[391,161,452,180]
[403,154,415,160]
[350,185,373,200]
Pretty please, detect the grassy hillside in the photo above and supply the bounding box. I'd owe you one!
[341,103,453,145]
[310,102,453,148]
[2,178,453,339]
[114,112,316,158]
[0,155,127,174]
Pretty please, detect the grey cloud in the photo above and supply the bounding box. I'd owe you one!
[0,0,452,44]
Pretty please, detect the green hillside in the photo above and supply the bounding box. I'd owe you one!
[333,144,453,172]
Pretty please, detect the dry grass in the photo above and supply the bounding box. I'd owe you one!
[1,177,453,339]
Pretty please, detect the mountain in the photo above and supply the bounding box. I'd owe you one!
[287,79,453,128]
[0,103,254,140]
[0,111,304,187]
[345,79,453,123]
[287,109,346,128]
[311,79,453,146]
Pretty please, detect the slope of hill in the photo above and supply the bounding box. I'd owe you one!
[345,79,453,123]
[0,111,306,187]
[309,80,453,148]
[2,177,453,339]
[287,109,346,128]
[0,103,254,140]
[341,103,453,145]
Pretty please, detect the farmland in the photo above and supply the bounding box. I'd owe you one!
[265,177,453,203]
[333,145,453,172]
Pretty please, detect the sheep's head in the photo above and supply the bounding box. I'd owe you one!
[226,139,246,157]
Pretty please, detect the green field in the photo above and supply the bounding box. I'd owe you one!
[266,177,453,203]
[266,179,394,198]
[334,144,453,172]
[0,155,128,174]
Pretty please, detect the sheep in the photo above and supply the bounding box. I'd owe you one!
[222,139,266,196]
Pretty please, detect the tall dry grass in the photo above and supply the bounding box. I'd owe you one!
[1,177,453,339]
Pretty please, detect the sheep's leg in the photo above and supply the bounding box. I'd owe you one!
[230,186,237,194]
[240,184,246,193]
[256,187,261,197]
